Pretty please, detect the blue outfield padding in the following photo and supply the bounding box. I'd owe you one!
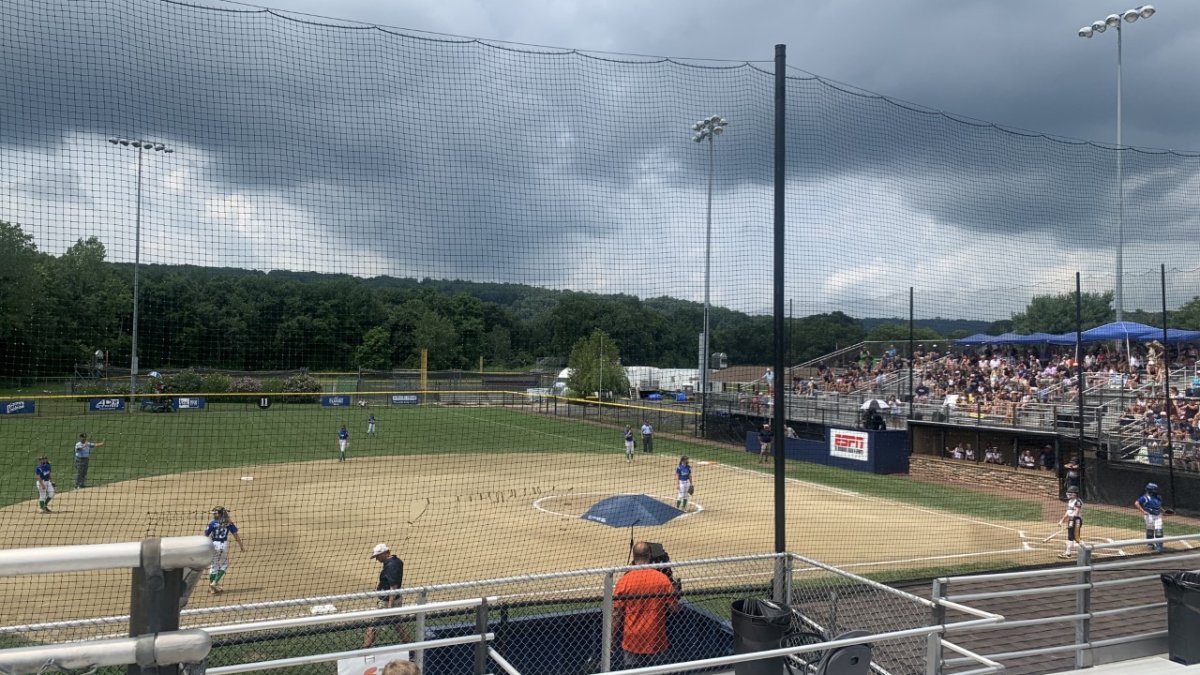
[746,428,909,474]
[423,603,732,675]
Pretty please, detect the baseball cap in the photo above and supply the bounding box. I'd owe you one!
[370,543,389,558]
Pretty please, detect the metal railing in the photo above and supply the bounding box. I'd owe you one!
[931,533,1200,674]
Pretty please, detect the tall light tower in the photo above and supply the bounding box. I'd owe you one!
[108,137,174,407]
[1078,4,1155,322]
[692,115,728,432]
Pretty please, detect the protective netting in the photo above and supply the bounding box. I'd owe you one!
[3,0,1200,654]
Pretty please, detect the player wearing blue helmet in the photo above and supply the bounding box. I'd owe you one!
[1134,482,1164,553]
[338,424,350,462]
[35,456,55,513]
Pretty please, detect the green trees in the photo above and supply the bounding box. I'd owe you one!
[1010,292,1113,334]
[565,329,629,398]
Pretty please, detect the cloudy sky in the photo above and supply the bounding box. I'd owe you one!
[3,0,1200,321]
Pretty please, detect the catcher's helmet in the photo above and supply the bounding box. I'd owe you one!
[1066,485,1079,494]
[1146,483,1159,493]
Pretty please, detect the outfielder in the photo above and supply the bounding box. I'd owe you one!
[204,506,245,593]
[367,413,377,437]
[675,455,693,511]
[624,426,635,462]
[1134,482,1164,553]
[338,424,350,462]
[35,456,55,513]
[1057,485,1082,559]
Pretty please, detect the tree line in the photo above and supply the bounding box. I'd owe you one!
[4,220,1198,379]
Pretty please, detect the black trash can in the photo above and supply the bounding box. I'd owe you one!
[1162,572,1200,665]
[731,598,792,675]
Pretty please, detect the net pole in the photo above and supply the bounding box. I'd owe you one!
[772,43,787,556]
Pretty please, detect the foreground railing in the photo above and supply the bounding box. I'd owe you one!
[932,533,1200,674]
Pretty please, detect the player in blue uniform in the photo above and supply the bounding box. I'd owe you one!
[204,506,246,593]
[367,413,377,438]
[1134,482,1165,553]
[675,456,693,510]
[338,424,350,462]
[624,426,635,462]
[35,456,55,513]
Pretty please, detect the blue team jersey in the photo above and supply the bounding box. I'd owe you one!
[624,429,634,442]
[35,462,51,481]
[205,519,238,542]
[676,464,692,482]
[1137,494,1163,515]
[338,428,349,440]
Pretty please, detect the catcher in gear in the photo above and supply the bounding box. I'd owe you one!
[204,506,246,593]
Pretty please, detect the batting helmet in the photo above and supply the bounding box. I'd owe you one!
[1146,483,1159,493]
[1066,485,1079,494]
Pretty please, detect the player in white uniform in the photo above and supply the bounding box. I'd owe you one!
[204,506,246,593]
[1057,485,1083,558]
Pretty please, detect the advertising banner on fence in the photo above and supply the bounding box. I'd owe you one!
[0,400,35,415]
[390,394,419,406]
[321,395,352,407]
[829,429,869,462]
[88,398,126,412]
[173,397,207,410]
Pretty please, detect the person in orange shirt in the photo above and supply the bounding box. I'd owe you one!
[613,541,680,668]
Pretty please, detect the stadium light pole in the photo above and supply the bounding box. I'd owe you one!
[108,137,174,408]
[692,115,728,434]
[1078,4,1155,323]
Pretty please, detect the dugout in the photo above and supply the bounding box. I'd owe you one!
[421,603,731,675]
[1086,453,1200,518]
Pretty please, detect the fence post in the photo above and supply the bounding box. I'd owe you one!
[414,588,428,672]
[128,537,184,675]
[474,598,489,675]
[601,571,615,672]
[1075,547,1093,669]
[927,578,947,675]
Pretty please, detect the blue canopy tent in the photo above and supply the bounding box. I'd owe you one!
[1077,321,1161,343]
[955,333,994,346]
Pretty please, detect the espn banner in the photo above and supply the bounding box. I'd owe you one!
[829,429,869,462]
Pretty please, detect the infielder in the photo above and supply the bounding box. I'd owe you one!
[675,455,693,510]
[1134,482,1165,553]
[35,456,55,513]
[623,426,635,462]
[367,413,377,437]
[338,424,350,462]
[1057,485,1082,559]
[204,506,245,593]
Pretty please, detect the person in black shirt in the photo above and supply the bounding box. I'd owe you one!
[364,543,411,649]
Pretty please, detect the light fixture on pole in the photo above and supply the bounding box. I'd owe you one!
[108,137,174,408]
[692,114,728,433]
[1078,4,1155,322]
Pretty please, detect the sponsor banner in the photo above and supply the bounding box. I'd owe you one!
[0,400,35,415]
[335,648,410,675]
[829,429,869,462]
[173,396,207,410]
[88,398,126,412]
[390,394,419,406]
[321,395,352,407]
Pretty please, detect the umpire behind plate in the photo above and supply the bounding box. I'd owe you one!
[363,543,412,648]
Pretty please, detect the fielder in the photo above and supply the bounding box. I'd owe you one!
[338,424,350,462]
[1134,482,1164,553]
[35,456,55,513]
[204,506,245,593]
[1057,485,1082,559]
[367,413,377,437]
[623,426,635,462]
[675,455,693,510]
